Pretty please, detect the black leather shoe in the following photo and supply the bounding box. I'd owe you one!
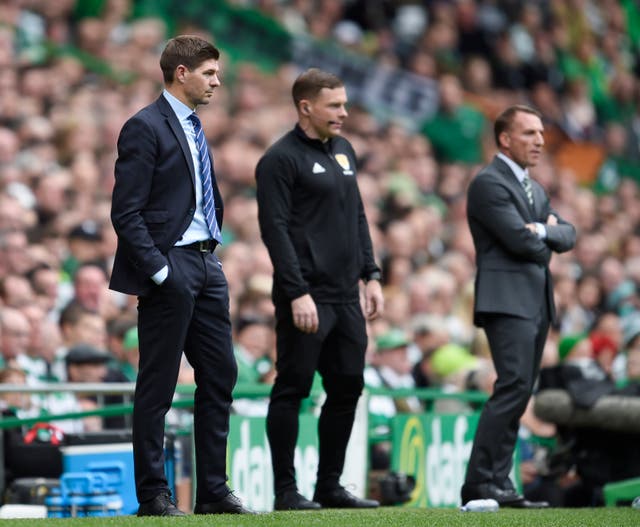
[194,492,255,514]
[274,490,321,510]
[137,493,186,516]
[461,482,550,508]
[503,498,550,509]
[461,482,522,505]
[313,487,379,509]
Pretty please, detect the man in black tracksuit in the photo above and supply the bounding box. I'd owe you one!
[255,68,384,511]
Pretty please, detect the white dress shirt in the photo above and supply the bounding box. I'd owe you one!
[497,152,546,239]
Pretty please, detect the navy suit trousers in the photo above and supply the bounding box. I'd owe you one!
[133,247,236,503]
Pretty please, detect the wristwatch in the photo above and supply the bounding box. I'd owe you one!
[363,271,382,283]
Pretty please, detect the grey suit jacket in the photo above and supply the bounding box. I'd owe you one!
[467,156,576,326]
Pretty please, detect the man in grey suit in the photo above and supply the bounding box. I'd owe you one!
[461,105,576,508]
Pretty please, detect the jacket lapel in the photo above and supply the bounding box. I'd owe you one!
[155,96,224,225]
[156,96,196,186]
[492,156,534,216]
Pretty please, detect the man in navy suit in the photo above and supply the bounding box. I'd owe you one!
[110,35,251,516]
[461,105,576,508]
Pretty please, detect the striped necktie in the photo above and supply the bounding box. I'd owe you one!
[188,113,222,243]
[522,176,534,206]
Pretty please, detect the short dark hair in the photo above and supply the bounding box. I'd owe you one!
[59,301,96,329]
[106,316,137,339]
[160,35,220,83]
[291,68,343,108]
[494,105,542,147]
[235,314,273,334]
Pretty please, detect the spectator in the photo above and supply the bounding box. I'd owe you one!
[420,74,487,165]
[103,324,139,430]
[540,333,614,410]
[620,345,640,392]
[27,264,64,317]
[70,262,120,319]
[429,342,482,414]
[0,230,32,276]
[232,315,275,417]
[410,314,450,388]
[538,332,640,506]
[616,314,640,387]
[0,273,35,308]
[15,303,53,383]
[63,222,105,278]
[105,317,138,383]
[0,367,35,417]
[365,329,422,470]
[65,343,111,385]
[0,307,30,370]
[62,343,112,432]
[117,326,140,382]
[589,332,619,378]
[52,302,108,380]
[233,315,275,386]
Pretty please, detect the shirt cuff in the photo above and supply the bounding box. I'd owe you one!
[151,265,169,285]
[535,223,547,240]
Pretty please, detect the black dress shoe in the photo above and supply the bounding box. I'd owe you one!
[503,498,550,509]
[461,482,523,505]
[194,492,256,514]
[137,493,186,516]
[313,487,379,509]
[274,490,321,510]
[497,482,549,508]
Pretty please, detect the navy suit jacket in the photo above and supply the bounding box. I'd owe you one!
[110,95,224,296]
[467,156,576,326]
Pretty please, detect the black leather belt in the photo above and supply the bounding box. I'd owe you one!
[179,240,217,253]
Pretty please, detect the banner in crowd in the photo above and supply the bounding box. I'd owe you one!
[390,412,521,508]
[292,35,439,130]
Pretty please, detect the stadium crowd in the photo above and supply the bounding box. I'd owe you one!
[1,0,640,507]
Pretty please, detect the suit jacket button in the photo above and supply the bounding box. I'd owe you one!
[188,208,195,214]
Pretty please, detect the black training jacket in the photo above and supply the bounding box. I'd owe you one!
[255,124,380,305]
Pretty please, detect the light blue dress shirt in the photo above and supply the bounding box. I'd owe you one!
[151,90,215,284]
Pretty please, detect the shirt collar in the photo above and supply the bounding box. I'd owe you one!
[497,152,529,183]
[162,89,194,122]
[294,123,334,152]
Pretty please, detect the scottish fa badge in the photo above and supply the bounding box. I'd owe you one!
[335,154,354,175]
